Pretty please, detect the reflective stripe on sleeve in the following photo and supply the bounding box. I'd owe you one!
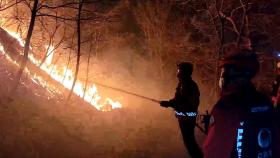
[175,111,197,117]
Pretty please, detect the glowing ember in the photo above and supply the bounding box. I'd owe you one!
[1,29,122,111]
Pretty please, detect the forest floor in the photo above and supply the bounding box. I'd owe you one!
[0,53,206,158]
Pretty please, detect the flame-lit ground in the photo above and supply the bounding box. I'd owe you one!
[0,55,207,158]
[1,28,121,112]
[0,28,207,158]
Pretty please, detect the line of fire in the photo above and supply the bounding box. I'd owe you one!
[0,0,279,158]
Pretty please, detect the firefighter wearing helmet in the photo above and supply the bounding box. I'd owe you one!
[203,45,280,158]
[160,62,203,158]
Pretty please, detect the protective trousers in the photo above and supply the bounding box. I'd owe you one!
[178,119,203,158]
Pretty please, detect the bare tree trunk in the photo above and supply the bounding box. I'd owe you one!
[10,0,39,95]
[39,24,65,67]
[49,53,62,75]
[62,33,75,84]
[83,31,100,99]
[67,0,83,101]
[214,0,225,98]
[39,25,57,67]
[237,0,249,46]
[82,38,92,99]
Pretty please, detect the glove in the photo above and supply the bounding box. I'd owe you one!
[160,101,170,108]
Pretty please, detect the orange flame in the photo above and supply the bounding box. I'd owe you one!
[1,29,122,111]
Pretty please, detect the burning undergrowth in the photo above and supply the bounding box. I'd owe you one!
[0,45,188,158]
[0,25,169,110]
[0,19,189,158]
[0,27,124,111]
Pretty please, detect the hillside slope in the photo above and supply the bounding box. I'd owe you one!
[0,54,198,158]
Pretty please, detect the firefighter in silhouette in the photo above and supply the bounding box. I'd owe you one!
[160,62,203,158]
[203,44,280,158]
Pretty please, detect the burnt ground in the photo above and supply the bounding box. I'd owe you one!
[0,54,206,158]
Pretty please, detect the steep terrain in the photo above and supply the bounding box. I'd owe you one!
[0,54,205,158]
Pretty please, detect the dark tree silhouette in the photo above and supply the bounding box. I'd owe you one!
[10,0,39,95]
[67,0,84,101]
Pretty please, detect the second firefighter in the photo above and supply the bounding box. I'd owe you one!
[160,62,203,158]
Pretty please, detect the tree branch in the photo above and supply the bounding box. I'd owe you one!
[37,13,103,21]
[67,0,83,101]
[219,12,240,35]
[0,0,24,11]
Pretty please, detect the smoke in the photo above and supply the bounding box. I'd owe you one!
[0,1,214,157]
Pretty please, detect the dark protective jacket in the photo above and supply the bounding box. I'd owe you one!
[165,78,204,158]
[167,78,200,114]
[203,84,280,158]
